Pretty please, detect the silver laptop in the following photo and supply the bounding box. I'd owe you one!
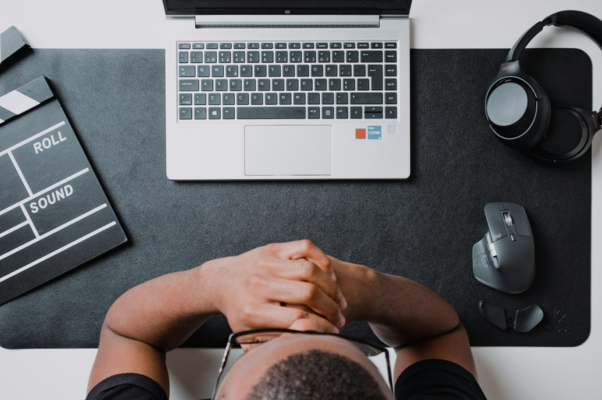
[164,0,412,180]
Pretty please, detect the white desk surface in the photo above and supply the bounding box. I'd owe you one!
[1,1,601,399]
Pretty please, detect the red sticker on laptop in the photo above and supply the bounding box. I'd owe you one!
[355,129,366,139]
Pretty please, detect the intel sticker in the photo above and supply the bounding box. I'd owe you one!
[367,125,381,140]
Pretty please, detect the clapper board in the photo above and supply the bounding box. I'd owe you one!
[0,76,127,306]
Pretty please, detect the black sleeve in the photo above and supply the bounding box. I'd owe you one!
[394,359,487,399]
[86,373,168,400]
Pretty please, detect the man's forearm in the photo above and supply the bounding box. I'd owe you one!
[339,264,460,348]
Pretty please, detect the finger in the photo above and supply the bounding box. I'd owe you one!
[264,278,346,327]
[267,240,334,279]
[289,318,325,332]
[258,258,346,308]
[243,304,340,333]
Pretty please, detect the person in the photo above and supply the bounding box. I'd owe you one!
[86,240,487,400]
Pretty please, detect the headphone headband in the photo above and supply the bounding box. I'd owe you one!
[506,10,602,62]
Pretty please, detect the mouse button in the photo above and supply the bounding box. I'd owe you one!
[503,203,532,237]
[514,305,544,333]
[484,203,508,242]
[479,301,508,330]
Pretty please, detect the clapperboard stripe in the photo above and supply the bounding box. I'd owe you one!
[0,77,54,126]
[0,26,30,64]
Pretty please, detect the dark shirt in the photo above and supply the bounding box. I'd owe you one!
[86,359,487,400]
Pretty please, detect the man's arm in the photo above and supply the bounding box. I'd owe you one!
[88,241,347,395]
[327,258,476,380]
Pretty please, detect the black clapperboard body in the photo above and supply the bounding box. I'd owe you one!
[0,77,127,306]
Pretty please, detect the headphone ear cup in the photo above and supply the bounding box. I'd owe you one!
[526,105,595,162]
[485,75,551,148]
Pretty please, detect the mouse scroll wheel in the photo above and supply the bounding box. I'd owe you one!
[503,212,514,227]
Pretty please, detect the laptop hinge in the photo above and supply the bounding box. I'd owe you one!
[195,15,380,28]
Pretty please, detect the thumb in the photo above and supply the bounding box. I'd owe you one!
[288,318,325,332]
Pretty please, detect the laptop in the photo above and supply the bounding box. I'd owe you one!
[163,0,412,180]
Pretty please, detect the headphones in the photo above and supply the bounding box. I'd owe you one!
[485,10,602,163]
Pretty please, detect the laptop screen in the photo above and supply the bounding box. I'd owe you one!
[163,0,412,16]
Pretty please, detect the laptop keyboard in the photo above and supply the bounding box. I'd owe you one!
[177,41,398,121]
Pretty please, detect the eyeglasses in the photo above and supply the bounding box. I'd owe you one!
[210,328,393,400]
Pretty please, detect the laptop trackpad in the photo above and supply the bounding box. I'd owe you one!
[245,125,332,176]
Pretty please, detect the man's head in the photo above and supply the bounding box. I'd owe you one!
[216,321,394,400]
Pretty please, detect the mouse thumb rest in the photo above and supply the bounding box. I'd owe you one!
[479,301,544,333]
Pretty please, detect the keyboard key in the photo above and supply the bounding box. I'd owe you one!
[193,43,204,49]
[265,93,278,104]
[272,79,285,91]
[200,79,213,92]
[293,93,306,105]
[258,79,270,91]
[329,79,341,91]
[283,65,295,77]
[385,51,397,63]
[297,65,309,77]
[248,51,260,63]
[317,43,328,49]
[247,43,260,49]
[230,79,242,91]
[240,65,253,77]
[385,65,397,76]
[262,51,274,63]
[315,79,327,91]
[332,51,345,62]
[279,93,292,104]
[303,43,315,49]
[179,52,188,63]
[219,51,232,63]
[311,65,324,77]
[276,43,287,49]
[205,51,217,63]
[276,51,288,63]
[212,65,224,77]
[336,93,348,104]
[237,93,249,105]
[304,51,316,63]
[254,65,267,77]
[261,43,273,49]
[197,65,210,77]
[234,43,246,49]
[194,107,206,119]
[325,65,337,77]
[340,65,352,77]
[179,79,199,91]
[322,107,334,119]
[220,43,232,49]
[208,93,221,105]
[385,93,397,104]
[386,107,397,118]
[191,51,203,63]
[206,43,218,49]
[244,79,256,91]
[357,79,370,91]
[226,65,238,77]
[343,79,355,90]
[385,42,397,48]
[350,93,383,104]
[344,42,355,49]
[216,79,228,91]
[371,42,383,49]
[237,107,306,119]
[330,42,342,49]
[346,51,359,63]
[179,65,195,77]
[223,93,235,105]
[357,42,369,48]
[365,106,383,114]
[223,107,235,119]
[286,79,299,91]
[385,78,397,90]
[308,93,320,104]
[354,65,366,76]
[268,65,281,77]
[350,106,362,119]
[322,93,334,104]
[194,93,206,105]
[301,79,313,91]
[251,93,263,105]
[361,51,383,62]
[368,65,383,90]
[318,51,331,63]
[290,51,303,63]
[179,93,192,105]
[308,107,320,119]
[336,106,349,119]
[289,43,301,49]
[209,107,220,119]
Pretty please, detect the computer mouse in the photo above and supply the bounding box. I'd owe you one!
[472,202,535,294]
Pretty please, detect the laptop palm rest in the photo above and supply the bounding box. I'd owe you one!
[244,125,332,176]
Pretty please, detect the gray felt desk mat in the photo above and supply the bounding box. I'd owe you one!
[0,48,591,349]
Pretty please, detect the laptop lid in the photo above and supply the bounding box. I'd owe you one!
[162,0,412,16]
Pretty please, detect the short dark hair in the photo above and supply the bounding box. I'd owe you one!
[246,349,388,400]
